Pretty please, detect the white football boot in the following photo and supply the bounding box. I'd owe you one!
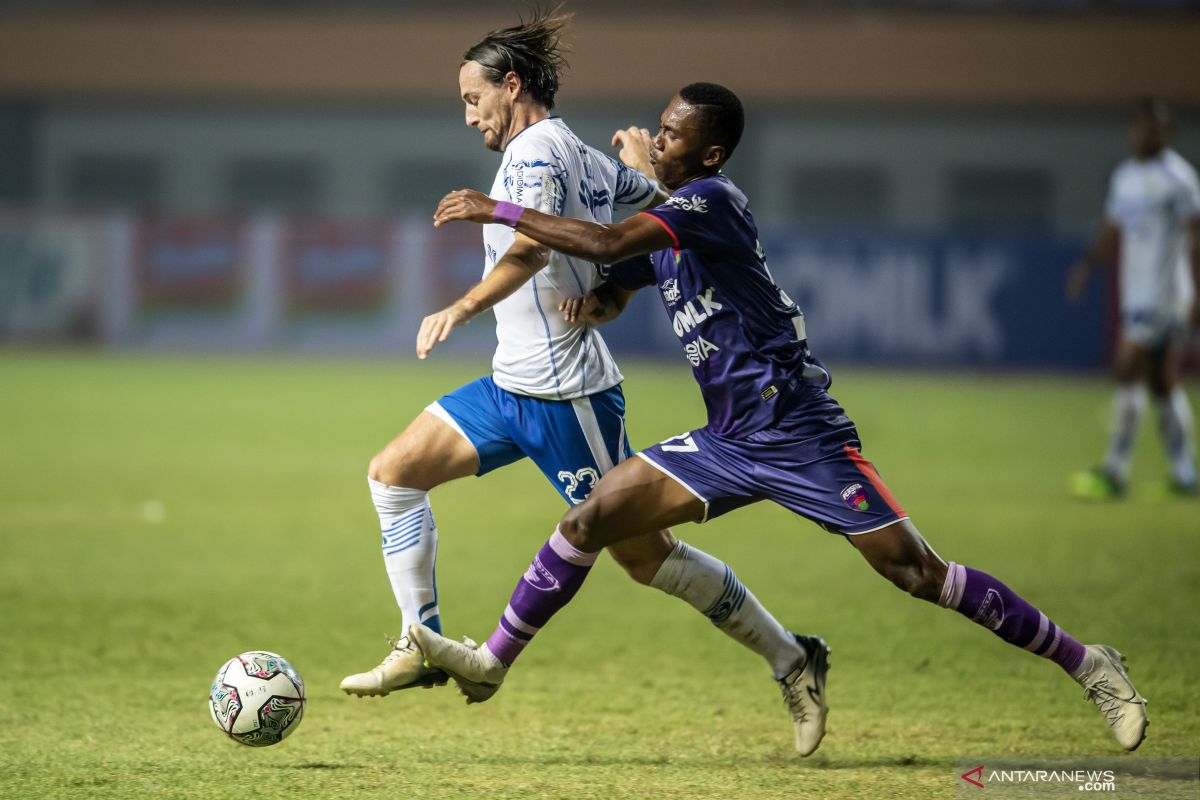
[339,635,448,697]
[1074,644,1148,751]
[408,623,507,704]
[778,634,830,756]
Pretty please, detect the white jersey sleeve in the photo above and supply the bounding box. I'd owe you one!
[611,157,656,210]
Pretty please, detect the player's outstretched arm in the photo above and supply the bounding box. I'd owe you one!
[434,189,673,264]
[1066,220,1120,303]
[416,234,549,359]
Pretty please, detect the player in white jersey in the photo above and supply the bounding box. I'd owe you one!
[340,11,816,749]
[1068,98,1200,498]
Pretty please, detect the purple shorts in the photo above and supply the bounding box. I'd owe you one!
[638,397,908,535]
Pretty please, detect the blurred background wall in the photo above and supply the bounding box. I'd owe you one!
[2,0,1198,367]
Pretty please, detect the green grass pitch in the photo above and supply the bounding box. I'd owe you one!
[1,352,1196,799]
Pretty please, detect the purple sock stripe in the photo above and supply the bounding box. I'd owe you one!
[485,628,525,667]
[498,613,533,642]
[503,606,539,636]
[1033,620,1058,655]
[548,529,599,566]
[1022,613,1051,653]
[1042,626,1062,658]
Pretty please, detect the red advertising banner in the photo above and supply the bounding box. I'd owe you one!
[281,220,392,312]
[426,223,485,308]
[135,218,245,307]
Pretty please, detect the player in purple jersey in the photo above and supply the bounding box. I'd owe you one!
[418,83,1149,754]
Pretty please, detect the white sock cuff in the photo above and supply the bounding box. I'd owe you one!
[368,477,428,518]
[1115,384,1147,408]
[937,562,967,609]
[548,528,600,566]
[1169,386,1194,421]
[649,539,691,594]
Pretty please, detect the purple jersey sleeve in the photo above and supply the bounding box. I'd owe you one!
[642,180,737,252]
[605,254,656,290]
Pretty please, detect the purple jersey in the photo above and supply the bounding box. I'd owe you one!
[610,174,829,438]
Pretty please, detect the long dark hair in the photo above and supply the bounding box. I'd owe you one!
[463,6,572,110]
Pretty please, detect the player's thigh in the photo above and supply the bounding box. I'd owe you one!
[562,456,705,551]
[1113,337,1150,384]
[369,410,479,490]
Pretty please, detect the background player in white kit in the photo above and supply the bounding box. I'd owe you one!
[1068,97,1200,498]
[340,12,814,743]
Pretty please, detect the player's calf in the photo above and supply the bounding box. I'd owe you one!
[606,529,677,586]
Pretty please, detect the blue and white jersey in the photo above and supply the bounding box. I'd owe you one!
[1105,148,1200,320]
[610,174,830,439]
[485,117,656,400]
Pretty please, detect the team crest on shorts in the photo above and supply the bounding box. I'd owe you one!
[840,483,870,512]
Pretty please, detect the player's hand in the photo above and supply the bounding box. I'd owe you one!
[559,294,587,324]
[416,302,473,359]
[611,126,655,176]
[1065,259,1091,304]
[559,291,615,326]
[434,189,496,228]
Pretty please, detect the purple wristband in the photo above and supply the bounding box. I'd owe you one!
[492,200,525,228]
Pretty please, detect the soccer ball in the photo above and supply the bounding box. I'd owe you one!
[208,651,306,747]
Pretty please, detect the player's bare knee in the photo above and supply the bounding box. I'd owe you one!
[368,443,412,486]
[558,504,599,551]
[882,560,943,602]
[367,451,389,484]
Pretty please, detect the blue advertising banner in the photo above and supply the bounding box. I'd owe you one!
[602,231,1110,369]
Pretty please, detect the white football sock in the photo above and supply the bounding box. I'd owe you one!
[1103,385,1146,484]
[1155,387,1196,486]
[650,539,804,679]
[368,477,441,634]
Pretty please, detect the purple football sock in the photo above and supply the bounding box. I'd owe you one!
[484,528,599,666]
[938,562,1086,675]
